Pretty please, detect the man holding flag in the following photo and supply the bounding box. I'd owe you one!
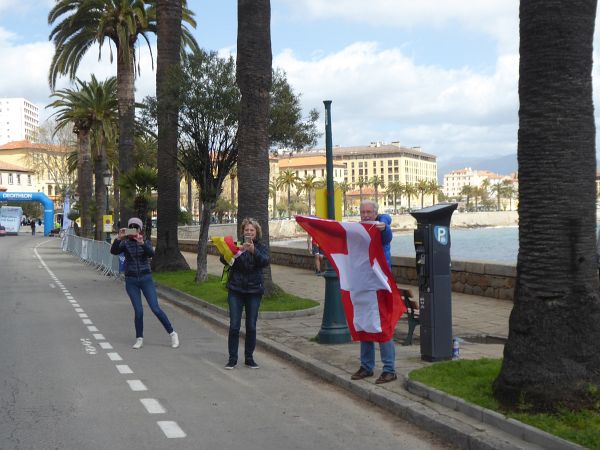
[296,200,405,385]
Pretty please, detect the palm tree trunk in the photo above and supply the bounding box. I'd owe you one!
[154,0,190,272]
[78,128,93,238]
[195,200,214,283]
[236,0,276,294]
[94,147,108,241]
[117,47,136,225]
[494,0,600,412]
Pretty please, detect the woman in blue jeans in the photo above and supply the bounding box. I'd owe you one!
[110,217,179,350]
[222,218,270,369]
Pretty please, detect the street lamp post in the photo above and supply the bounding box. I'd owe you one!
[317,100,351,344]
[102,169,112,243]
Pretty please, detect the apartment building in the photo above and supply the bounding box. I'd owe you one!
[278,155,346,183]
[0,161,35,192]
[0,98,40,146]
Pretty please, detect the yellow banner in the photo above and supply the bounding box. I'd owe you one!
[315,188,342,221]
[103,215,113,232]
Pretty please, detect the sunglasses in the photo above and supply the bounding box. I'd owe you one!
[128,224,140,230]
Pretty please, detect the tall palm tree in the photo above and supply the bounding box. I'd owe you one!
[404,183,417,211]
[236,0,274,292]
[268,177,281,219]
[460,184,474,210]
[370,175,385,204]
[491,182,505,211]
[416,179,429,208]
[427,180,442,205]
[297,174,319,215]
[386,181,403,213]
[154,0,193,271]
[355,176,369,204]
[337,180,352,216]
[48,77,115,238]
[48,0,198,225]
[119,166,158,237]
[278,169,299,218]
[494,0,600,413]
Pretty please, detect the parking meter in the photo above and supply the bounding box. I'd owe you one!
[410,203,458,361]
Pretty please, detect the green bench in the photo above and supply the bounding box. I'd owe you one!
[399,289,420,346]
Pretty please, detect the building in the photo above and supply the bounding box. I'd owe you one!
[443,167,494,198]
[0,140,73,203]
[0,161,35,192]
[443,167,518,210]
[278,154,346,183]
[0,98,40,146]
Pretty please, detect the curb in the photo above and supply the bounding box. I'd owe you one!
[404,379,585,450]
[157,284,548,450]
[155,283,322,319]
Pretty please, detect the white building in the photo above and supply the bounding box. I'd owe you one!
[0,98,40,146]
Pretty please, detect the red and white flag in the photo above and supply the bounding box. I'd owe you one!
[296,215,406,342]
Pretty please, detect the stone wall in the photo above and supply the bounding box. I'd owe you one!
[174,239,516,302]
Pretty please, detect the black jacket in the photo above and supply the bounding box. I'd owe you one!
[223,240,270,295]
[110,238,154,278]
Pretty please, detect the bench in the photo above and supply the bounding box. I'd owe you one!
[399,289,420,346]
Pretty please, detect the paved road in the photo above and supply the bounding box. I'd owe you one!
[0,235,454,450]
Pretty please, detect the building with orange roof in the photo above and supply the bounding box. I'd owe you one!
[0,161,35,193]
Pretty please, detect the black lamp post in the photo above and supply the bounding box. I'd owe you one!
[317,100,351,344]
[102,169,112,243]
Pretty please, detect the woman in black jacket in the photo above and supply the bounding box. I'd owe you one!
[110,217,179,350]
[223,218,270,369]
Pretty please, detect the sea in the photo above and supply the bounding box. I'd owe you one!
[276,226,520,264]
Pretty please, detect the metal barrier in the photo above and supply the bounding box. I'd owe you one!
[61,229,122,279]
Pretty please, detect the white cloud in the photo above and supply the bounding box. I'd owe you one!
[274,42,518,159]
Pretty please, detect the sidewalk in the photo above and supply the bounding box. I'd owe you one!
[156,252,578,450]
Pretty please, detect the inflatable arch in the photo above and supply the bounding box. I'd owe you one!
[0,191,54,236]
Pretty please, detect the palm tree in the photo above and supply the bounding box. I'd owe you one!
[154,0,193,271]
[337,180,352,216]
[370,175,385,204]
[355,176,369,204]
[268,177,281,219]
[427,180,442,205]
[491,182,505,211]
[416,179,429,208]
[235,0,274,293]
[297,174,319,215]
[119,166,157,237]
[493,0,600,413]
[386,181,403,213]
[278,169,299,218]
[460,185,474,210]
[404,183,418,211]
[48,77,115,238]
[48,0,198,224]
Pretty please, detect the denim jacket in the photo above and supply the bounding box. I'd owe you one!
[110,238,154,278]
[222,240,270,295]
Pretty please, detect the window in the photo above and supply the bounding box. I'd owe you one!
[27,175,31,185]
[48,185,53,196]
[8,173,13,184]
[16,174,21,184]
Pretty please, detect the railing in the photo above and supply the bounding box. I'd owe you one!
[61,229,122,278]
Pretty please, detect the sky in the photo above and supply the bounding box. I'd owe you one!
[0,1,598,170]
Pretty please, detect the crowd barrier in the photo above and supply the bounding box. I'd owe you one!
[61,230,122,278]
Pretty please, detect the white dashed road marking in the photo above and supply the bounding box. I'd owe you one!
[99,342,113,350]
[141,399,166,414]
[92,334,105,340]
[87,326,98,332]
[116,365,133,374]
[127,380,148,391]
[157,421,186,438]
[107,352,123,361]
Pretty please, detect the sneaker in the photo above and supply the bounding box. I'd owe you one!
[351,366,373,380]
[170,331,179,348]
[245,359,260,369]
[132,338,143,349]
[224,359,237,370]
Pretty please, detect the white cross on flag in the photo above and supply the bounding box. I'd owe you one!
[296,215,406,342]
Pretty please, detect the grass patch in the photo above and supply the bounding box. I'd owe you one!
[409,358,600,449]
[153,270,319,312]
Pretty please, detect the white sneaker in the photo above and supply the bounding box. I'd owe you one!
[132,338,143,349]
[170,331,179,348]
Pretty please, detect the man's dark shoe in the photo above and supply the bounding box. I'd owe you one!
[224,359,237,370]
[245,359,260,369]
[375,371,397,384]
[351,366,374,380]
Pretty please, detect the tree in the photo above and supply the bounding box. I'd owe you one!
[268,177,281,218]
[404,183,418,211]
[428,180,442,205]
[269,68,320,151]
[236,0,274,294]
[48,0,198,224]
[154,0,191,272]
[460,184,474,210]
[176,50,239,283]
[337,180,352,216]
[416,179,429,208]
[277,169,299,218]
[119,166,157,237]
[493,0,600,413]
[370,175,385,204]
[297,174,320,216]
[386,181,403,213]
[356,176,369,204]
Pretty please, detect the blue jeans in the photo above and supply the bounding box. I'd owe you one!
[227,290,262,362]
[360,339,396,374]
[125,274,173,338]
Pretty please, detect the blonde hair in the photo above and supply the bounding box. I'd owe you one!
[240,217,262,240]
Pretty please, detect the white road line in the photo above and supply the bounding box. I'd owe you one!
[92,333,105,340]
[49,283,55,288]
[107,352,122,361]
[99,342,113,350]
[140,399,166,414]
[82,319,93,325]
[127,380,148,391]
[75,308,84,313]
[79,313,88,318]
[116,365,133,374]
[72,303,80,306]
[87,326,98,332]
[157,421,186,438]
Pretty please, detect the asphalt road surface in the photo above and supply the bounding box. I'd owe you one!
[0,235,453,450]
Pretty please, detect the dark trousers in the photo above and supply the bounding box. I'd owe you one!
[125,274,173,338]
[227,290,262,362]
